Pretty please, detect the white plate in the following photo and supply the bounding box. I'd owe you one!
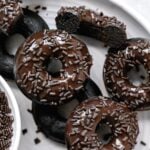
[8,0,150,149]
[0,76,21,150]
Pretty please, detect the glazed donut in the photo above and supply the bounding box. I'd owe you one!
[15,30,92,106]
[0,0,22,34]
[0,4,49,79]
[32,78,102,144]
[56,6,127,48]
[104,38,150,110]
[66,96,139,150]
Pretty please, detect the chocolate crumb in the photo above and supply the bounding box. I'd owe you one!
[34,138,41,144]
[22,129,28,135]
[140,141,146,146]
[34,5,41,10]
[42,6,47,10]
[27,109,32,114]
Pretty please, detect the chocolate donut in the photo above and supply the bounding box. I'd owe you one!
[13,8,49,38]
[0,0,22,34]
[15,30,92,106]
[0,6,49,79]
[32,78,102,144]
[104,38,150,110]
[66,96,139,150]
[0,35,14,79]
[56,6,127,48]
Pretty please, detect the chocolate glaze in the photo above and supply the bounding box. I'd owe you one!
[56,6,127,48]
[66,96,139,150]
[32,78,102,144]
[0,8,49,79]
[104,38,150,110]
[15,30,92,106]
[0,0,22,34]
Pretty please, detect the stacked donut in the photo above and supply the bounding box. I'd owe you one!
[0,0,49,79]
[0,0,49,149]
[1,1,150,150]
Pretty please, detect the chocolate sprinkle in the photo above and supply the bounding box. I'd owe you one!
[104,39,150,110]
[140,141,146,146]
[0,90,13,150]
[15,30,92,106]
[66,97,139,150]
[0,0,22,34]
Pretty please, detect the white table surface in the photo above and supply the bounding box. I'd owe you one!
[15,0,150,150]
[121,0,150,21]
[111,0,150,34]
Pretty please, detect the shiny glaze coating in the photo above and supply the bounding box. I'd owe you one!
[15,30,92,106]
[0,8,49,79]
[66,96,139,150]
[56,6,127,48]
[32,78,102,144]
[104,38,150,110]
[0,0,22,34]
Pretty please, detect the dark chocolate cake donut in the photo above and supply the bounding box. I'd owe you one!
[13,8,49,38]
[32,78,102,144]
[66,96,139,150]
[56,6,127,48]
[0,4,49,79]
[0,34,14,79]
[15,30,92,106]
[104,38,150,110]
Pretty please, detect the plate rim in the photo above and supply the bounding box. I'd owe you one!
[0,76,21,150]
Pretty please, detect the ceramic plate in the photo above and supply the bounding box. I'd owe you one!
[8,0,150,149]
[0,76,21,150]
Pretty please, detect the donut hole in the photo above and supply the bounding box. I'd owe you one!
[57,99,79,119]
[96,121,113,145]
[126,63,149,86]
[5,34,25,55]
[45,57,63,77]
